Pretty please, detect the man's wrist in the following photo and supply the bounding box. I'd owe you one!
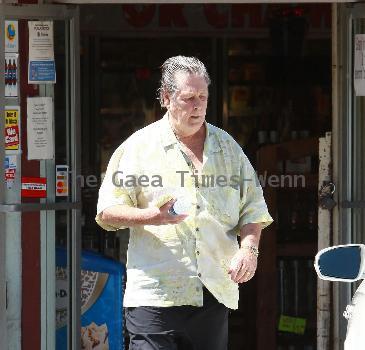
[240,244,259,258]
[141,207,160,224]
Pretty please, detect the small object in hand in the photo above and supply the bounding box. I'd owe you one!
[168,197,191,216]
[168,206,178,216]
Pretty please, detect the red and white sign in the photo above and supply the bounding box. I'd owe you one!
[21,177,47,198]
[5,169,15,181]
[5,125,19,147]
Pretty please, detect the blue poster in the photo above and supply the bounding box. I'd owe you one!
[56,248,125,350]
[28,61,56,83]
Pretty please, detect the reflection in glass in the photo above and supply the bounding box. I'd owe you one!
[352,19,365,246]
[55,210,70,350]
[319,246,361,279]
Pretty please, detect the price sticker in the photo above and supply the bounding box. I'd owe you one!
[56,165,69,197]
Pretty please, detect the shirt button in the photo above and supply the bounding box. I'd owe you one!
[196,205,200,209]
[196,227,199,232]
[198,273,201,277]
[196,250,200,255]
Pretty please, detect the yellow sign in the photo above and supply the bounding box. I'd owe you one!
[5,107,20,151]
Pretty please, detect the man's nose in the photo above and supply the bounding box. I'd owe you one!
[193,97,204,109]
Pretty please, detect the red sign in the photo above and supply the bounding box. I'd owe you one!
[5,168,15,181]
[21,177,47,198]
[81,4,331,38]
[5,107,20,151]
[5,125,19,147]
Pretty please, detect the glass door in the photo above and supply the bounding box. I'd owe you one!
[0,4,81,350]
[337,3,365,348]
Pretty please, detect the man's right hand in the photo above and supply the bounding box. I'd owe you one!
[100,199,188,227]
[145,199,188,225]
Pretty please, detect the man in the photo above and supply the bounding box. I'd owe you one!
[96,56,273,350]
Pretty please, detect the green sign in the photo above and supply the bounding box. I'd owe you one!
[278,315,307,335]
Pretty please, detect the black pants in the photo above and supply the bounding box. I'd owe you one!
[125,288,229,350]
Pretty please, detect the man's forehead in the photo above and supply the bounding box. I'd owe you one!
[174,71,208,92]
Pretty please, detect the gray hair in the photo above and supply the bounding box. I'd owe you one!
[157,56,211,108]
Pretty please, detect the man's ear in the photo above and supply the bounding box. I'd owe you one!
[163,91,171,109]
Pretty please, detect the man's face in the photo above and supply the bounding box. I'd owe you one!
[165,72,208,137]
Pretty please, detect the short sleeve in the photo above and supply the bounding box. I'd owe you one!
[237,153,273,230]
[95,144,137,231]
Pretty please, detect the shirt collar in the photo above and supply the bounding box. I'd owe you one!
[160,112,178,148]
[160,112,221,153]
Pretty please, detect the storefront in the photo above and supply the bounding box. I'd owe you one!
[0,1,363,350]
[79,4,330,350]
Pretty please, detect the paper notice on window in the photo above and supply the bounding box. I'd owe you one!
[28,21,56,84]
[354,34,365,96]
[27,97,54,160]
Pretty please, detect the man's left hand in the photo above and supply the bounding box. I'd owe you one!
[228,247,257,283]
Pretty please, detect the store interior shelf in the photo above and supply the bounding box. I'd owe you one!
[276,173,319,190]
[277,138,319,162]
[259,138,318,160]
[277,334,316,347]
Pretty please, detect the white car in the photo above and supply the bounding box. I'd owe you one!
[315,244,365,350]
[343,279,365,350]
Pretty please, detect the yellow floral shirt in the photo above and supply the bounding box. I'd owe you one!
[96,114,273,309]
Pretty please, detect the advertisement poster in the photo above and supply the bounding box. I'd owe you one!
[5,106,20,151]
[354,34,365,96]
[28,21,56,84]
[5,20,18,52]
[21,177,47,198]
[56,248,125,350]
[27,97,54,160]
[4,155,17,189]
[5,53,18,98]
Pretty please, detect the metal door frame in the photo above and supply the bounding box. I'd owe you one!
[0,4,81,349]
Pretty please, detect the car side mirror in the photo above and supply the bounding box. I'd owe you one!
[314,244,365,282]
